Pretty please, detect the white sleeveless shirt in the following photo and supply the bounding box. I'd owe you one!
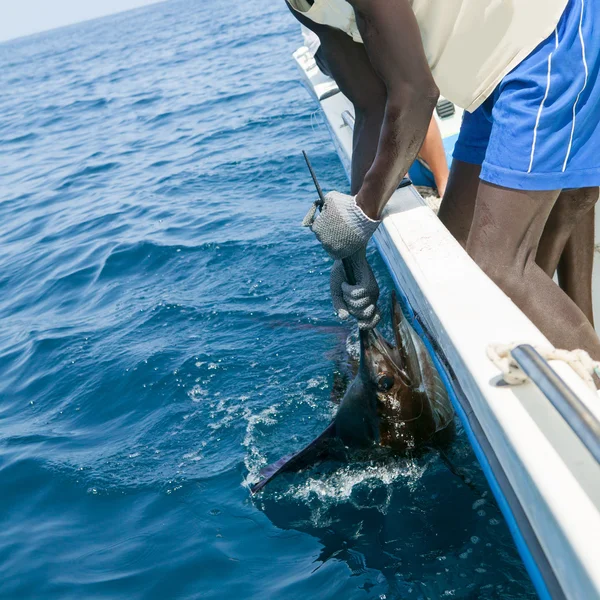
[287,0,569,111]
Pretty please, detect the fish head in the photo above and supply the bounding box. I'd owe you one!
[361,327,412,404]
[359,293,444,450]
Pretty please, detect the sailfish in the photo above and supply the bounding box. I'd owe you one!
[250,293,455,494]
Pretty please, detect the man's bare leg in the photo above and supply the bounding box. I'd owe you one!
[437,160,481,247]
[467,182,600,359]
[536,187,598,324]
[419,118,449,197]
[557,207,596,326]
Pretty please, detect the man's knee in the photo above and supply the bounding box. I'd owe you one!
[575,186,599,209]
[557,187,599,221]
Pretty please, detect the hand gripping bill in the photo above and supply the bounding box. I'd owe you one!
[302,191,380,260]
[330,249,380,330]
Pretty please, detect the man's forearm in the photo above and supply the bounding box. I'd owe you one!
[350,107,384,195]
[356,88,438,220]
[348,0,440,220]
[419,116,450,196]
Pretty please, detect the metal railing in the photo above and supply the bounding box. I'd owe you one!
[341,110,354,130]
[511,344,600,465]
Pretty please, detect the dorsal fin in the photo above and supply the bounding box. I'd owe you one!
[391,292,422,388]
[250,422,337,494]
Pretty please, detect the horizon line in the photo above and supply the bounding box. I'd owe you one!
[0,0,168,45]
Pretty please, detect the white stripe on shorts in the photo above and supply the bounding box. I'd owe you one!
[563,0,589,172]
[528,29,559,173]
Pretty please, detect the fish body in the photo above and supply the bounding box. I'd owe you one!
[250,293,454,494]
[373,297,455,452]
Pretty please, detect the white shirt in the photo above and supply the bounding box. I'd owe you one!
[287,0,569,111]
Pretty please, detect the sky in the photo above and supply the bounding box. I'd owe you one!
[1,0,166,43]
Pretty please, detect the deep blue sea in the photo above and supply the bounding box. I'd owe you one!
[0,1,537,598]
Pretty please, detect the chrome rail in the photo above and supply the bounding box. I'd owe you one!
[341,110,355,130]
[511,344,600,465]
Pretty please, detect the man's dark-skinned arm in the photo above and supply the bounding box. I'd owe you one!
[302,0,439,263]
[348,0,439,219]
[309,17,447,198]
[290,1,438,329]
[317,28,387,195]
[288,7,387,194]
[289,12,385,328]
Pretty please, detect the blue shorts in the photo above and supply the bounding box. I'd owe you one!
[453,0,600,191]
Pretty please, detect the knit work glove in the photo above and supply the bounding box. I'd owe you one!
[330,250,380,330]
[303,191,380,260]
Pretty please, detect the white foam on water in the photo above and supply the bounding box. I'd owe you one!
[182,441,206,462]
[305,376,328,390]
[187,385,208,402]
[241,405,280,488]
[207,394,249,431]
[241,382,340,491]
[285,456,429,512]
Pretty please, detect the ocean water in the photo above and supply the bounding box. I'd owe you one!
[0,1,537,598]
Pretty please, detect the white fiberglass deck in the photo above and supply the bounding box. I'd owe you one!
[293,46,600,600]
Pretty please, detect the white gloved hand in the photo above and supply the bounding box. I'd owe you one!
[303,191,380,260]
[330,249,380,330]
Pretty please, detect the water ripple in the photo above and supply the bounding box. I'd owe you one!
[0,1,535,599]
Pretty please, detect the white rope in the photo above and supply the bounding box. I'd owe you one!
[487,343,600,391]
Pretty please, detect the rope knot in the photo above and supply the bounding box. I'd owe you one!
[487,343,600,391]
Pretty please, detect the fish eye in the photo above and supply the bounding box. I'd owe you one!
[376,373,395,391]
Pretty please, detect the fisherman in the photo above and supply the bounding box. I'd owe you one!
[289,0,600,359]
[300,24,450,198]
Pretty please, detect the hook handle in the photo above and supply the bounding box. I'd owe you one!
[302,151,357,286]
